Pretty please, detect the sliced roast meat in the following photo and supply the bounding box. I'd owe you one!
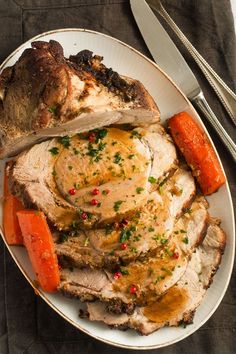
[56,167,195,268]
[9,125,177,230]
[58,198,208,310]
[86,221,226,335]
[0,40,159,158]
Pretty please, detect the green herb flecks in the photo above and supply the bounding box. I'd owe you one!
[120,268,129,275]
[59,135,71,148]
[155,275,165,284]
[182,237,189,244]
[136,187,144,194]
[120,228,132,243]
[113,200,123,212]
[148,176,157,184]
[48,105,57,114]
[130,130,142,139]
[161,267,172,275]
[58,233,69,243]
[113,152,122,164]
[105,224,114,235]
[49,147,59,155]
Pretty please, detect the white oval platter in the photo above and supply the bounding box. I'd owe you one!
[0,29,234,350]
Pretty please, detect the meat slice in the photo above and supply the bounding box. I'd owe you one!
[0,40,159,158]
[86,221,226,335]
[9,125,177,231]
[58,198,208,311]
[56,167,195,268]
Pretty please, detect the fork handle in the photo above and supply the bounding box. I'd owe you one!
[155,1,236,126]
[192,92,236,162]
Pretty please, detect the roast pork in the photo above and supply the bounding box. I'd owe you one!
[0,40,159,158]
[86,221,226,334]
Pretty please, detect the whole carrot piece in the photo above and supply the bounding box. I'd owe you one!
[3,169,24,245]
[168,112,226,195]
[17,210,60,292]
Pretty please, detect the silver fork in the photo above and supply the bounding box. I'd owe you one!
[148,0,236,127]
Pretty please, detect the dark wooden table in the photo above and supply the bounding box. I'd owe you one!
[0,1,235,353]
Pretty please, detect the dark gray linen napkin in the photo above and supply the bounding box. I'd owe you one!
[0,1,235,353]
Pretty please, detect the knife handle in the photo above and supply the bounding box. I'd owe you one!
[192,92,236,162]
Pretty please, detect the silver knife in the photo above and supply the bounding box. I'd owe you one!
[130,0,236,162]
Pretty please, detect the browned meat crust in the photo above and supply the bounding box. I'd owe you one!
[0,40,159,158]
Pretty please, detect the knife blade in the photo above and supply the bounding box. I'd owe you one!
[130,0,236,161]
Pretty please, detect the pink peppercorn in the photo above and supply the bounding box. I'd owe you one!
[81,212,88,220]
[130,285,137,294]
[120,242,127,250]
[113,272,122,280]
[69,188,76,195]
[91,199,99,206]
[92,188,99,195]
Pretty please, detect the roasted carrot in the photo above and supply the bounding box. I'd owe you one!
[3,170,24,245]
[17,210,60,292]
[168,111,226,195]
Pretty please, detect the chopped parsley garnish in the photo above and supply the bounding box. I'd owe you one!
[59,135,71,148]
[130,225,137,232]
[136,187,144,194]
[114,152,122,164]
[58,233,69,243]
[97,128,108,140]
[128,154,134,159]
[120,228,132,243]
[130,130,142,139]
[120,268,129,275]
[161,267,172,275]
[158,177,168,193]
[160,238,168,245]
[130,247,138,253]
[148,227,155,232]
[133,235,141,242]
[68,165,73,170]
[182,237,189,244]
[105,224,114,235]
[48,105,57,114]
[49,147,59,155]
[152,234,161,241]
[165,247,173,257]
[71,220,79,229]
[113,200,123,212]
[88,128,108,143]
[112,141,118,146]
[98,142,107,151]
[155,275,165,284]
[148,176,157,184]
[73,147,80,155]
[180,229,187,234]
